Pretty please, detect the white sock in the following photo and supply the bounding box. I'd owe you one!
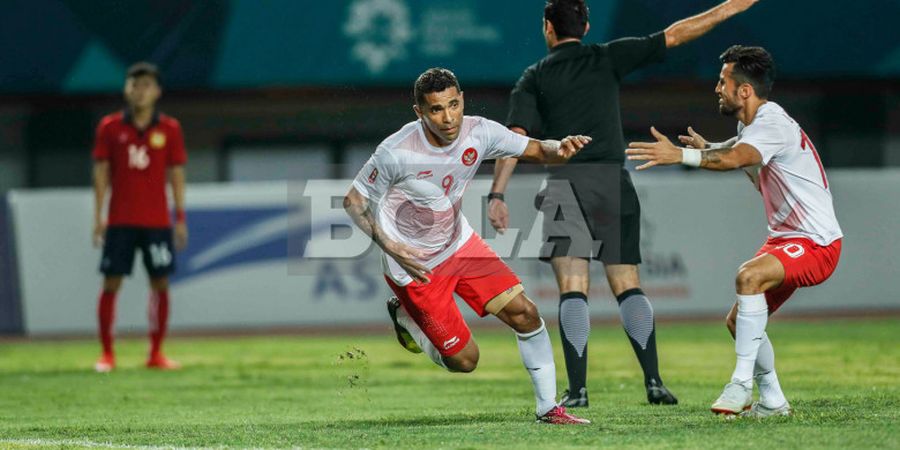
[516,318,558,416]
[755,332,787,407]
[395,305,446,369]
[731,294,768,388]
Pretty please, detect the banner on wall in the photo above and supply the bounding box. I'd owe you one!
[7,171,900,335]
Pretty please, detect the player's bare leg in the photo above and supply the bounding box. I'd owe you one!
[442,340,480,373]
[550,256,591,407]
[712,254,785,415]
[146,276,179,370]
[493,293,589,424]
[95,276,123,372]
[606,264,677,405]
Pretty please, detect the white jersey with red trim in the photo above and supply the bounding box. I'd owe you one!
[736,102,842,246]
[352,115,529,285]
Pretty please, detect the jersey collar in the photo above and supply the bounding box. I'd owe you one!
[122,108,160,132]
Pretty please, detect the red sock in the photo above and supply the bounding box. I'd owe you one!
[98,290,117,356]
[149,290,170,357]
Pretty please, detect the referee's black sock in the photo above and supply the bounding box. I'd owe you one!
[616,288,663,387]
[559,291,590,394]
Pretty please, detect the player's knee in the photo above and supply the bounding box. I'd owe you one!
[454,355,479,373]
[447,353,479,373]
[735,264,765,292]
[103,277,123,292]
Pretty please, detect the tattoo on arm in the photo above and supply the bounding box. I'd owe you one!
[700,147,733,169]
[344,196,382,246]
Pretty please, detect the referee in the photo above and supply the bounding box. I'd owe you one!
[488,0,759,406]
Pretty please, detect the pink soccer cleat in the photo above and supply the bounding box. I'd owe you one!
[146,353,181,370]
[536,406,591,425]
[94,353,115,373]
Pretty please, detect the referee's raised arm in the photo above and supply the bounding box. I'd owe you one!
[663,0,759,48]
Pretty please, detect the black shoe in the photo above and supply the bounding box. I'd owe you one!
[386,297,422,354]
[647,379,678,405]
[560,387,589,408]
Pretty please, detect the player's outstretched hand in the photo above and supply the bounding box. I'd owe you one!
[488,198,509,234]
[626,127,682,170]
[727,0,759,14]
[558,135,592,159]
[383,239,432,284]
[678,126,708,149]
[174,222,189,250]
[93,221,106,248]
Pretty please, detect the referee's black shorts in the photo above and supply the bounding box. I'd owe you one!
[537,164,641,265]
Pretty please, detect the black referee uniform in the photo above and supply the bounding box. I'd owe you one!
[505,31,677,406]
[507,32,666,264]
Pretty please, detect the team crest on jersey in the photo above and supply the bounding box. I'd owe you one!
[149,131,167,149]
[367,167,379,183]
[461,147,478,166]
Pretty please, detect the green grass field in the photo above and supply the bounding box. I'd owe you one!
[0,318,897,449]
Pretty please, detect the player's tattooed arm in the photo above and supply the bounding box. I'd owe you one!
[627,127,761,170]
[519,135,592,164]
[343,187,432,283]
[699,143,762,170]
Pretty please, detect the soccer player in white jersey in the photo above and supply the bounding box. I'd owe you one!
[344,68,593,424]
[624,46,843,417]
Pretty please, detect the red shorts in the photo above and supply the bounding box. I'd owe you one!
[756,237,842,312]
[384,234,521,357]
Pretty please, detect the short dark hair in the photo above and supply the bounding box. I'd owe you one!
[126,61,160,84]
[719,45,776,98]
[544,0,589,40]
[414,68,460,105]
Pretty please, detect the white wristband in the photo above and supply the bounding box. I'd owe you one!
[682,148,702,167]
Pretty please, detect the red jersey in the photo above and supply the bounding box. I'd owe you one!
[92,110,187,228]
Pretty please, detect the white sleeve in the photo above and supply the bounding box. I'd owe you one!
[737,119,788,165]
[481,118,530,159]
[351,145,398,201]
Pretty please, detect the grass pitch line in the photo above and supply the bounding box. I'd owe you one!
[0,438,219,450]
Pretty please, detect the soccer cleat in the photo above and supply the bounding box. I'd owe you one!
[741,401,792,418]
[647,379,678,405]
[710,382,753,415]
[536,406,591,425]
[146,354,181,370]
[94,353,115,373]
[560,387,589,408]
[386,296,422,354]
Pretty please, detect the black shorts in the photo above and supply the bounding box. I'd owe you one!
[538,165,641,265]
[100,226,176,277]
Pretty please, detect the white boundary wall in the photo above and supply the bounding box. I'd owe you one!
[7,170,899,335]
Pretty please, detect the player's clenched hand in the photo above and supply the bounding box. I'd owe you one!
[488,198,509,234]
[678,126,708,149]
[174,222,189,251]
[626,127,682,170]
[93,221,106,248]
[558,135,591,159]
[383,239,432,284]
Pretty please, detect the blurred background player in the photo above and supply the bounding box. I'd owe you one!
[488,0,759,407]
[92,62,188,372]
[343,68,592,424]
[626,45,842,417]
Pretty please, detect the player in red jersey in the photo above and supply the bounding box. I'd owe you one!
[626,46,842,417]
[92,62,188,372]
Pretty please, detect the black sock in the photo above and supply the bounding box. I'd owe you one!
[616,288,663,387]
[559,291,589,394]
